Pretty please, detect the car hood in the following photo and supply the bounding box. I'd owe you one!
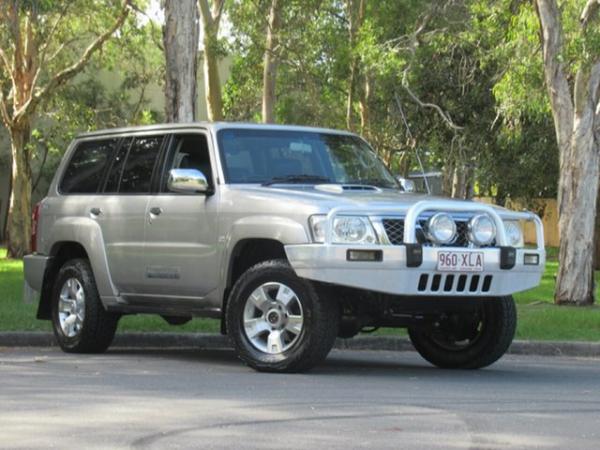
[228,184,506,214]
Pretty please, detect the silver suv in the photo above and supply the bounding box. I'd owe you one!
[24,123,545,372]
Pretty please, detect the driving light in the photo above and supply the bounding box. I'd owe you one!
[503,220,524,248]
[524,253,540,265]
[426,213,456,245]
[468,214,496,247]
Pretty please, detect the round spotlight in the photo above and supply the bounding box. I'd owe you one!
[468,214,496,246]
[426,213,457,245]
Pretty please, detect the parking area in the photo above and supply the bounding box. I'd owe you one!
[1,347,599,449]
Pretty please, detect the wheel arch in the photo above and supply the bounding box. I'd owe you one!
[37,241,89,320]
[220,238,288,334]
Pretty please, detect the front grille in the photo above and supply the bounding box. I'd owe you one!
[382,219,405,245]
[382,217,494,248]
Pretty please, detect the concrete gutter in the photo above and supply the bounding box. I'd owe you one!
[1,332,599,358]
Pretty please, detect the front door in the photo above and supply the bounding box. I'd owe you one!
[141,132,220,302]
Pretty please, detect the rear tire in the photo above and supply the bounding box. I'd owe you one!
[408,296,516,369]
[226,259,339,373]
[51,258,119,353]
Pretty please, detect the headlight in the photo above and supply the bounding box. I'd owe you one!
[309,215,378,244]
[503,220,524,248]
[426,213,457,245]
[468,214,496,246]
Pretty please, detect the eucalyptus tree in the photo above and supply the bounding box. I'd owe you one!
[0,0,131,258]
[535,0,600,305]
[474,0,600,304]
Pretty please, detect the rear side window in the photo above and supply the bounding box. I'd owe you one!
[60,139,118,194]
[104,138,131,193]
[119,136,164,193]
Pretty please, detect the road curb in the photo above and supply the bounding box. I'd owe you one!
[1,332,599,358]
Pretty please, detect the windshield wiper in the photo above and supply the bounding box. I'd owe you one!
[262,175,331,186]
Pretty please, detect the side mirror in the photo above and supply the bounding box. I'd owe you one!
[168,168,210,194]
[396,176,416,193]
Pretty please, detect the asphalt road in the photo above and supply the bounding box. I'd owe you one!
[1,347,599,450]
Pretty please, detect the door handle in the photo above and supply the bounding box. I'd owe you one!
[149,207,163,216]
[90,207,102,216]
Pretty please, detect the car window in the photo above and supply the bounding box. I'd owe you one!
[119,136,164,194]
[163,133,213,191]
[103,138,131,193]
[217,129,397,187]
[60,139,118,194]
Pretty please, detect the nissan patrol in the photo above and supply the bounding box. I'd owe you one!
[23,123,545,372]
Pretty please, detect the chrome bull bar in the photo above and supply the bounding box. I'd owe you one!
[323,200,545,250]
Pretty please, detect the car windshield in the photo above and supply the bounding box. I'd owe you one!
[217,128,398,188]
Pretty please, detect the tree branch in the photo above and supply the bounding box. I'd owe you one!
[0,47,16,87]
[198,0,213,28]
[581,0,600,28]
[401,72,464,131]
[0,90,12,127]
[38,4,70,64]
[212,0,225,24]
[14,0,131,122]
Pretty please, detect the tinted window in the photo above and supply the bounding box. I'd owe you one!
[104,138,131,193]
[60,139,117,194]
[163,134,213,191]
[119,136,164,193]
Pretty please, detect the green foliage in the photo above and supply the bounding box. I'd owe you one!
[222,0,561,200]
[1,5,164,193]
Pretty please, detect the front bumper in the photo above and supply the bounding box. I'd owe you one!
[285,244,544,297]
[286,199,546,297]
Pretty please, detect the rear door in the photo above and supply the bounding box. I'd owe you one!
[141,131,220,300]
[96,134,166,294]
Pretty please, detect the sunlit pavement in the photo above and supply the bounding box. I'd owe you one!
[1,347,599,449]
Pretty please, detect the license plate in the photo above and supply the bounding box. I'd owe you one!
[437,251,484,272]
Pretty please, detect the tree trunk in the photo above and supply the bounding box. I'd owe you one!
[6,124,32,259]
[346,61,358,131]
[198,0,225,122]
[451,165,467,199]
[359,73,372,137]
[163,0,199,122]
[554,87,599,305]
[202,35,223,121]
[442,160,455,197]
[262,0,282,124]
[345,0,365,131]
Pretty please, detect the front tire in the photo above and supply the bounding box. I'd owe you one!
[51,258,119,353]
[226,259,339,373]
[408,296,516,369]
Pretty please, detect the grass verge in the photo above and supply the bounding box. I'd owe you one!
[1,247,599,340]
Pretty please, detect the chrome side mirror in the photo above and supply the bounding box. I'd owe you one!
[168,168,210,194]
[396,176,416,193]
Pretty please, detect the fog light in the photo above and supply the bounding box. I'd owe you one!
[524,253,540,265]
[347,250,382,262]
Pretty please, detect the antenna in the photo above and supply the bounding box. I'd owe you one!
[414,148,431,195]
[394,93,431,195]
